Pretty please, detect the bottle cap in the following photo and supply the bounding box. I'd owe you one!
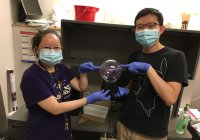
[184,104,191,111]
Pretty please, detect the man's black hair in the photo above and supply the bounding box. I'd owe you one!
[134,8,164,26]
[32,30,61,58]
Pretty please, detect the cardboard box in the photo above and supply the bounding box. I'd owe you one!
[181,13,191,29]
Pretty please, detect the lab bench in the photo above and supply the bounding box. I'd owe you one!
[8,103,192,140]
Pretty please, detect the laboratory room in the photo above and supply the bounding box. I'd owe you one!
[2,0,200,140]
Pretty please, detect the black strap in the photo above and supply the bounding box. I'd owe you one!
[38,60,68,130]
[38,60,64,101]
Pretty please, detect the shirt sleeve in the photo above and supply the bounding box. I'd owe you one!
[164,52,188,87]
[58,63,75,81]
[20,74,52,107]
[65,67,75,81]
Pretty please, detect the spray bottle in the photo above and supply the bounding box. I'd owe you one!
[176,104,191,134]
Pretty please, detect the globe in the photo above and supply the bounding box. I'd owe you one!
[100,59,122,83]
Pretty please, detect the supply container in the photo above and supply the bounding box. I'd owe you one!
[83,104,108,118]
[74,5,99,22]
[176,104,191,134]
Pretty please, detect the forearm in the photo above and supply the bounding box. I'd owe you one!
[56,97,87,115]
[79,73,88,92]
[125,81,132,94]
[147,66,178,106]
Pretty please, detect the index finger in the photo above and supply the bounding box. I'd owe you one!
[121,64,130,67]
[93,66,100,69]
[103,90,110,94]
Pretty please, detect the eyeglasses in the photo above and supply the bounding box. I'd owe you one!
[39,46,62,51]
[135,22,160,30]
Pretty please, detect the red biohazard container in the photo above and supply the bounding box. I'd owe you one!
[74,5,99,22]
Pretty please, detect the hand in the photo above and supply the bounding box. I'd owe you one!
[114,87,129,98]
[78,62,99,73]
[86,89,111,104]
[122,62,150,74]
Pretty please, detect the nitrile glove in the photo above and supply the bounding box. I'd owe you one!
[114,87,129,98]
[78,62,99,73]
[122,62,150,74]
[86,89,111,104]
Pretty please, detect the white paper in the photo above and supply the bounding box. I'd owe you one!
[187,14,200,30]
[21,42,29,47]
[22,48,29,54]
[189,109,200,118]
[22,35,28,42]
[30,55,37,61]
[12,101,17,107]
[22,54,29,60]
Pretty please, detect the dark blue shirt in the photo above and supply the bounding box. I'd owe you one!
[21,63,75,140]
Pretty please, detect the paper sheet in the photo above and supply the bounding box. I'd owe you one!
[22,35,28,42]
[189,109,200,118]
[79,100,111,124]
[187,14,200,30]
[22,48,29,54]
[22,54,29,60]
[30,55,37,61]
[22,42,29,47]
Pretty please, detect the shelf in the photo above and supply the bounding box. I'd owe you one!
[12,22,61,30]
[165,28,200,34]
[62,20,200,35]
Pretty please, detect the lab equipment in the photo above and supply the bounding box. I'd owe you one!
[100,59,122,83]
[100,59,122,100]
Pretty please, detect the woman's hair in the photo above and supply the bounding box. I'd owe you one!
[32,30,61,58]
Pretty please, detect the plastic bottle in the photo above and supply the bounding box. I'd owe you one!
[176,104,191,134]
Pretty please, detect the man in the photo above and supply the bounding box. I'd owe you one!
[114,8,188,140]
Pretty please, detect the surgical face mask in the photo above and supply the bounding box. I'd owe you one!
[39,49,63,66]
[135,29,159,48]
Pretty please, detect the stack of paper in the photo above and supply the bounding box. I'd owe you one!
[188,109,200,121]
[78,101,111,124]
[83,104,108,119]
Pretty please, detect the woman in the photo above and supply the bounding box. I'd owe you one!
[20,30,110,140]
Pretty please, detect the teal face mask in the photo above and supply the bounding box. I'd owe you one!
[39,49,63,66]
[135,29,159,48]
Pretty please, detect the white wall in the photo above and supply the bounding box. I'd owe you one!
[28,0,106,23]
[110,0,200,25]
[0,0,18,115]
